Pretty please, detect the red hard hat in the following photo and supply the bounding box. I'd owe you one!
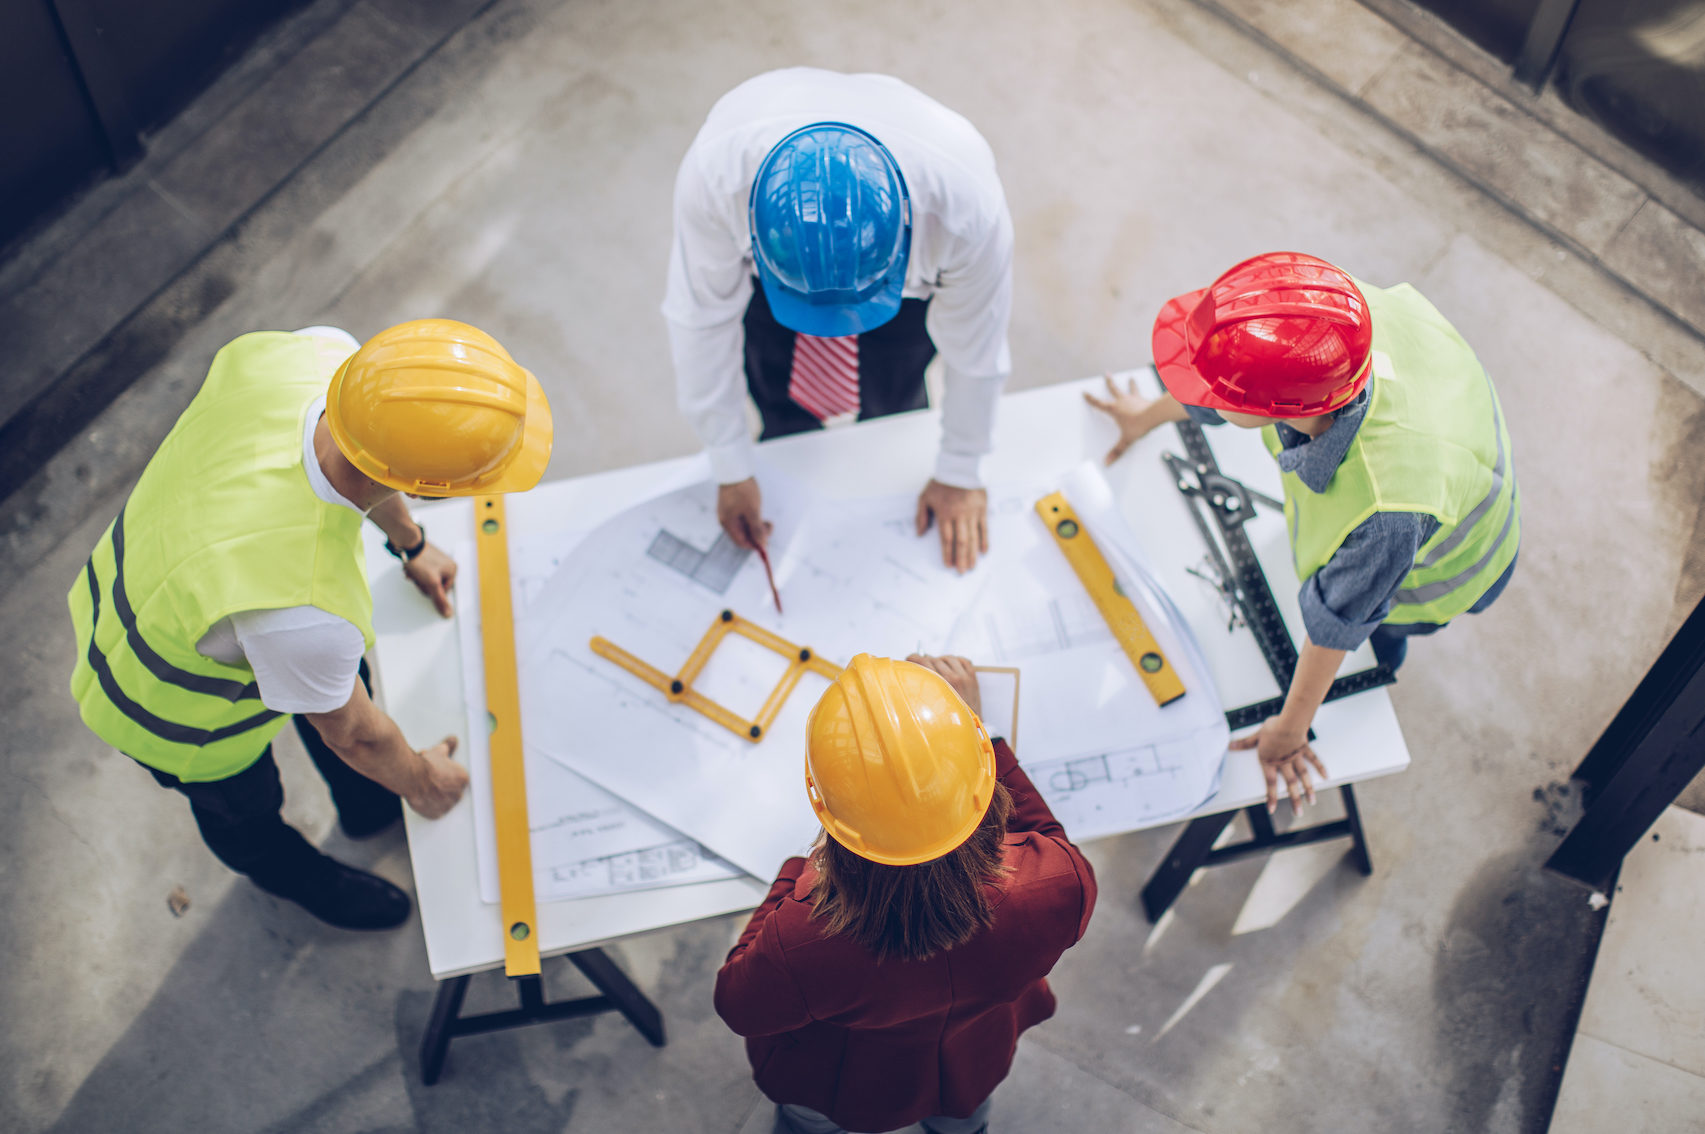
[1151,252,1373,417]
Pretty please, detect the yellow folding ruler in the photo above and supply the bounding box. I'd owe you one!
[1036,491,1186,707]
[473,495,539,977]
[592,610,841,742]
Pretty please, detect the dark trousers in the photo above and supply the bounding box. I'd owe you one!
[742,282,937,440]
[142,660,399,896]
[1369,552,1518,671]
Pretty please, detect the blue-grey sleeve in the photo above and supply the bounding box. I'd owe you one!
[1297,513,1440,650]
[1183,403,1225,426]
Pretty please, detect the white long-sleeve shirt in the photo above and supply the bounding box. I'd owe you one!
[662,68,1014,488]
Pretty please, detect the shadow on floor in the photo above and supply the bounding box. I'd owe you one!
[42,864,584,1134]
[1431,849,1610,1133]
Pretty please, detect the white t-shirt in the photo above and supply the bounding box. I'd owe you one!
[662,68,1014,489]
[193,327,368,715]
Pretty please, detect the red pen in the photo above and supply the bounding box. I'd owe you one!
[742,518,783,614]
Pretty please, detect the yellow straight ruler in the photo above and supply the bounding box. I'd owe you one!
[473,494,540,977]
[1035,491,1186,707]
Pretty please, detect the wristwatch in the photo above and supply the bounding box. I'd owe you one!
[384,522,428,562]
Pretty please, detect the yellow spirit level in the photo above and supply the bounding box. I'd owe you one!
[473,495,540,977]
[1035,491,1186,707]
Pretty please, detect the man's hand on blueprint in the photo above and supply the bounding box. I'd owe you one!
[1082,373,1190,465]
[915,481,988,574]
[1230,720,1326,816]
[718,477,771,550]
[403,542,458,618]
[907,653,982,718]
[407,736,469,820]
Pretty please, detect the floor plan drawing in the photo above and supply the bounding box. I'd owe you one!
[545,643,764,753]
[494,463,1229,880]
[455,536,745,905]
[516,476,995,877]
[773,494,992,654]
[646,527,749,594]
[975,590,1113,662]
[949,463,1230,831]
[536,834,733,902]
[1027,740,1206,840]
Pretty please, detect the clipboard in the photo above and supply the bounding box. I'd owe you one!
[974,665,1021,747]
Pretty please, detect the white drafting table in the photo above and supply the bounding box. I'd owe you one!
[366,374,1411,980]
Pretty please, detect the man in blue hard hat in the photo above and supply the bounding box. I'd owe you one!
[663,68,1015,573]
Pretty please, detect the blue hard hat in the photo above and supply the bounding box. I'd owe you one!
[749,122,911,338]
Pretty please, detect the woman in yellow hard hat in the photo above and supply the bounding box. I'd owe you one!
[715,653,1098,1134]
[68,318,551,931]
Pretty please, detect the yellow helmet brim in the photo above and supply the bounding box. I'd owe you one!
[475,366,553,495]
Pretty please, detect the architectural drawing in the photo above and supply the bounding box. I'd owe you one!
[455,537,744,906]
[492,463,1226,880]
[1028,740,1205,840]
[646,528,749,595]
[949,464,1230,830]
[976,590,1113,662]
[515,476,994,878]
[536,834,733,902]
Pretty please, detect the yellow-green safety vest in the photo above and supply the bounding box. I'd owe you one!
[67,332,375,781]
[1262,281,1520,627]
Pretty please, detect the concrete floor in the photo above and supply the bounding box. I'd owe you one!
[4,0,1704,1131]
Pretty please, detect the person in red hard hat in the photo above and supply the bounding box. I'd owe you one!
[1088,253,1519,814]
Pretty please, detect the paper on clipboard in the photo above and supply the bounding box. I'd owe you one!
[974,666,1020,747]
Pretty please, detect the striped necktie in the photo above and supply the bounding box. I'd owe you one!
[788,333,860,422]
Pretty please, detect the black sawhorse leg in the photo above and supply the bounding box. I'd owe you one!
[1140,784,1373,922]
[419,947,666,1084]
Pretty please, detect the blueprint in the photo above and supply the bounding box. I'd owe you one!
[508,462,1229,877]
[948,463,1229,837]
[517,471,996,878]
[455,536,741,905]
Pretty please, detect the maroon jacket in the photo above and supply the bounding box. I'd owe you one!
[714,740,1097,1133]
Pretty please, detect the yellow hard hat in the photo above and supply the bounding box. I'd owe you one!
[326,319,553,496]
[804,654,997,866]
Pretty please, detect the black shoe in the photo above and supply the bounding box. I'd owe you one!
[339,794,403,839]
[263,855,412,931]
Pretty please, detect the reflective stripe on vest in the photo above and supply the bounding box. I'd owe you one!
[1412,380,1508,574]
[1391,407,1516,609]
[101,509,263,704]
[1385,369,1520,621]
[79,517,282,746]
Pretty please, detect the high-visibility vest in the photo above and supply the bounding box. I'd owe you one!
[67,332,375,781]
[1263,282,1520,627]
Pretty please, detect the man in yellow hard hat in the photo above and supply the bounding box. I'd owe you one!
[716,653,1096,1133]
[68,320,552,930]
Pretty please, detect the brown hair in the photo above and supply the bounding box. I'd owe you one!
[807,782,1014,963]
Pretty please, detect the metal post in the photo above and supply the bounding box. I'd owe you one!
[416,947,667,1084]
[1546,660,1705,892]
[1513,0,1585,90]
[46,0,142,170]
[571,948,667,1047]
[419,974,471,1086]
[1341,784,1373,876]
[1572,597,1705,793]
[1141,810,1238,922]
